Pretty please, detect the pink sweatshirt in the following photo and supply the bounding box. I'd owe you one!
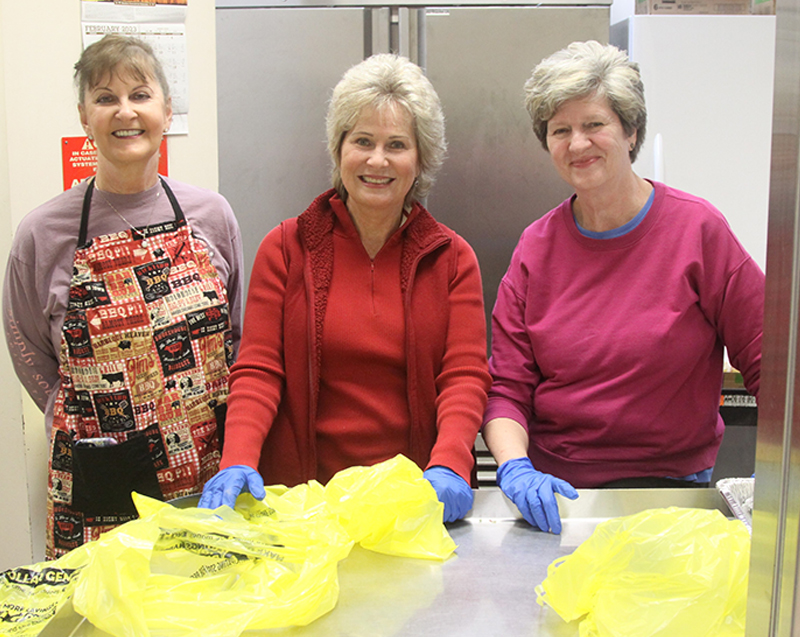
[484,181,764,488]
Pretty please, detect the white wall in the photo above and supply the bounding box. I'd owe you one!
[0,0,220,570]
[611,15,774,273]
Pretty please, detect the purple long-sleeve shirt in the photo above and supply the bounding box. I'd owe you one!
[484,181,764,488]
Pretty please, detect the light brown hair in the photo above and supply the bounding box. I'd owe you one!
[74,34,170,105]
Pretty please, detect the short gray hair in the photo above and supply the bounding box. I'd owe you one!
[524,40,647,162]
[326,54,446,205]
[74,34,170,105]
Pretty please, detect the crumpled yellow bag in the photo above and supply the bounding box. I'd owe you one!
[0,454,455,637]
[0,539,90,636]
[536,507,751,637]
[324,454,456,559]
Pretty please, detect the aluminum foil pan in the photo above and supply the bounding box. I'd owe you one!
[168,494,201,509]
[716,477,754,533]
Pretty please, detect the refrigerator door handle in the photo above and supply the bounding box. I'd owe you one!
[367,7,391,56]
[368,7,426,68]
[390,6,411,58]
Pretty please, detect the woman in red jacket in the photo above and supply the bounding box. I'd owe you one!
[200,54,491,522]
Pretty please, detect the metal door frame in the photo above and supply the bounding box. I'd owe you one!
[747,0,800,633]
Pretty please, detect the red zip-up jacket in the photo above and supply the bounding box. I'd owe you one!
[220,190,491,486]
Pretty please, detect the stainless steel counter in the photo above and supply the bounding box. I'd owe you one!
[41,488,729,637]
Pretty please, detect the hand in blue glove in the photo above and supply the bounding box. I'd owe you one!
[497,457,578,534]
[423,466,474,523]
[198,465,266,510]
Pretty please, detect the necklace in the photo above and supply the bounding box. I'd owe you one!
[95,183,162,247]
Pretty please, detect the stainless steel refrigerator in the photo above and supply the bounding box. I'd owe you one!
[214,0,610,326]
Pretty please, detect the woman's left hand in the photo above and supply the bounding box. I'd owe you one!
[423,466,474,522]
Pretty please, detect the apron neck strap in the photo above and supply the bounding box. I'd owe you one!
[77,176,185,247]
[159,177,186,225]
[78,178,95,247]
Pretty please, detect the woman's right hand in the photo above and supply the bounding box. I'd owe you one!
[198,465,266,509]
[496,457,578,534]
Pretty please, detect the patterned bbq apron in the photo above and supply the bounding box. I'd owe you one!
[47,177,232,558]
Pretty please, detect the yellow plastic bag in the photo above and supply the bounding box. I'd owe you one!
[73,491,353,636]
[0,541,92,636]
[1,454,455,637]
[324,454,457,559]
[536,507,751,637]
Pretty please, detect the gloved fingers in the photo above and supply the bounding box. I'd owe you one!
[536,484,563,534]
[552,478,579,500]
[198,474,229,509]
[198,467,249,510]
[221,477,245,509]
[442,485,473,522]
[508,489,538,528]
[197,484,220,510]
[526,491,554,532]
[441,500,458,523]
[497,476,535,526]
[426,473,469,522]
[244,471,266,500]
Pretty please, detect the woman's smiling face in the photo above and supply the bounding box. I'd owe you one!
[546,93,636,194]
[79,68,172,175]
[339,103,419,218]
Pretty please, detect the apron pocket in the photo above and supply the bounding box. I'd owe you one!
[72,435,163,518]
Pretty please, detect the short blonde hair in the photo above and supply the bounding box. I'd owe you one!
[74,34,170,105]
[326,54,446,205]
[524,41,646,162]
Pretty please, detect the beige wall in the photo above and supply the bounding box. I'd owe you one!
[0,0,220,569]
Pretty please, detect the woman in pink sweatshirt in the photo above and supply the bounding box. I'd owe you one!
[483,40,764,534]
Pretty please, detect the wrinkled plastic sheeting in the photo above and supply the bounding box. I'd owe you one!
[0,454,456,637]
[536,507,751,637]
[324,454,457,559]
[0,539,90,637]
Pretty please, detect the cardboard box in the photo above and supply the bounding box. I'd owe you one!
[636,0,750,13]
[751,0,775,13]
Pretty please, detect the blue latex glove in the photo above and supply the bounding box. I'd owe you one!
[423,466,474,523]
[198,465,266,510]
[496,457,578,534]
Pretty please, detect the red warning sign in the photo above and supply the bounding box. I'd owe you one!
[61,137,169,191]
